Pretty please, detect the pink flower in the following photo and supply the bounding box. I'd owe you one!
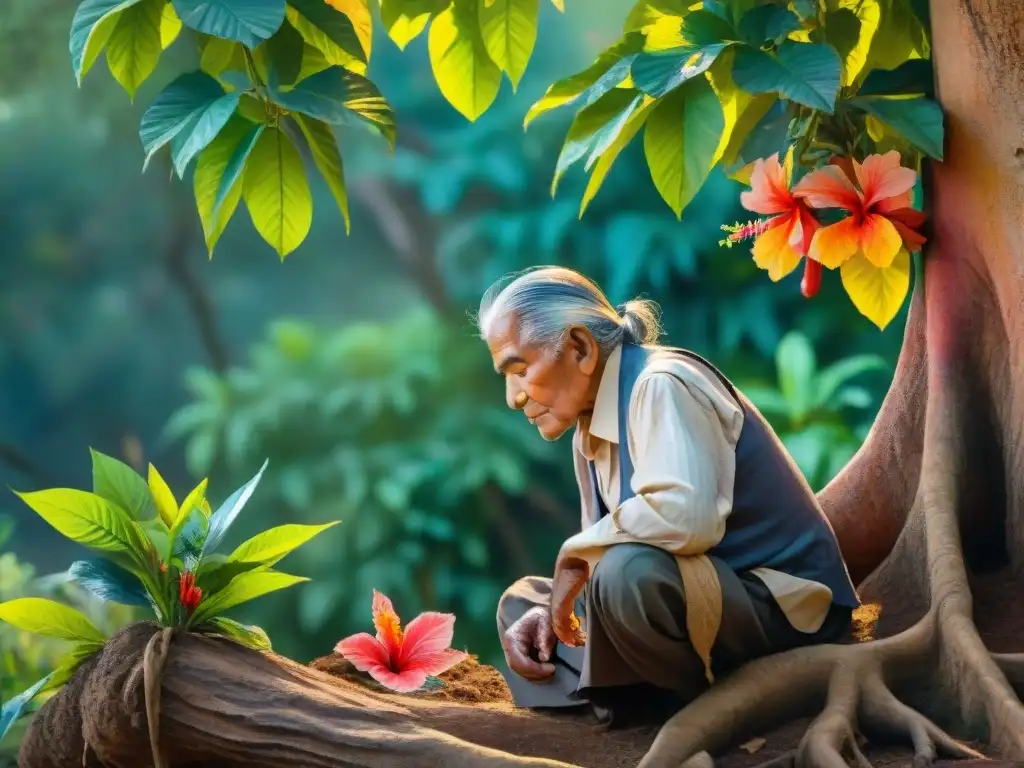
[334,590,468,693]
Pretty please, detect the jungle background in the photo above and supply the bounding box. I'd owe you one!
[0,0,904,759]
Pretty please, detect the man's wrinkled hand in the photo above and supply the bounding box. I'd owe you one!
[551,555,589,647]
[502,606,557,681]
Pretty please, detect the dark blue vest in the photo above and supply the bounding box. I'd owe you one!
[587,343,860,609]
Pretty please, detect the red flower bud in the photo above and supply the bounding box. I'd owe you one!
[178,571,203,615]
[801,258,822,298]
[159,561,168,574]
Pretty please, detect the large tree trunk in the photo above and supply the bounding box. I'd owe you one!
[18,1,1024,767]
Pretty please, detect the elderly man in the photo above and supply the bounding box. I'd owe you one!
[479,266,859,726]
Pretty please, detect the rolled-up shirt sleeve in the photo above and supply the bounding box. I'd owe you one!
[558,368,742,572]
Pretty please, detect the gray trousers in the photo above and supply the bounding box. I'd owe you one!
[496,543,853,709]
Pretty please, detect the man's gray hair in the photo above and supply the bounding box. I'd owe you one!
[476,266,662,355]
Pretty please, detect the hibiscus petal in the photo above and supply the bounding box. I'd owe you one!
[789,205,820,258]
[372,590,404,655]
[399,612,457,667]
[793,166,861,211]
[406,649,469,678]
[857,152,916,209]
[886,208,928,251]
[810,217,860,269]
[875,190,913,214]
[367,666,430,694]
[752,216,802,281]
[859,213,904,268]
[334,632,391,672]
[740,154,794,215]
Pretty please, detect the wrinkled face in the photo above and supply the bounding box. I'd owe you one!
[486,314,601,441]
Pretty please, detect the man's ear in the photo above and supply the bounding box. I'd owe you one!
[567,327,599,375]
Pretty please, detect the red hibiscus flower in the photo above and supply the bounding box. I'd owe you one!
[178,571,202,615]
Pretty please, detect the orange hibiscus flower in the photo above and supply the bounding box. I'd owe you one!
[734,153,823,297]
[796,151,926,270]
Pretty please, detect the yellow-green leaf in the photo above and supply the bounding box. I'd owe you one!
[16,488,151,556]
[380,0,445,50]
[42,641,106,693]
[200,35,240,75]
[190,568,309,626]
[479,0,539,91]
[177,477,210,523]
[70,0,146,82]
[286,0,367,75]
[228,521,339,565]
[840,249,910,330]
[643,74,724,218]
[707,49,775,167]
[293,114,350,232]
[325,0,372,59]
[243,127,313,259]
[863,0,928,75]
[428,1,502,121]
[194,115,256,255]
[160,0,182,47]
[0,598,106,645]
[147,464,178,526]
[551,0,563,9]
[823,0,880,87]
[579,95,655,216]
[201,616,272,651]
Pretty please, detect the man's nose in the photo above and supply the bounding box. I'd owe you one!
[507,382,528,411]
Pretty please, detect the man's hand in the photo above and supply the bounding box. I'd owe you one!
[551,555,589,647]
[502,606,557,681]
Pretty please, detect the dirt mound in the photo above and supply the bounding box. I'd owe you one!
[309,653,513,704]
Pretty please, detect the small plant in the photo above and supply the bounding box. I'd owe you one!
[0,449,338,743]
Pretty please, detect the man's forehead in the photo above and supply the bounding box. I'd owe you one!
[485,313,520,352]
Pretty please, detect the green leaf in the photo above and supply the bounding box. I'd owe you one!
[171,95,242,178]
[822,2,878,88]
[90,448,156,521]
[732,41,842,112]
[479,0,539,91]
[814,355,887,410]
[776,331,816,420]
[0,598,106,644]
[680,8,737,45]
[263,20,306,86]
[68,558,151,607]
[0,675,52,746]
[428,0,502,121]
[139,71,237,170]
[194,114,258,254]
[140,518,172,561]
[16,488,151,557]
[161,1,183,46]
[858,59,934,97]
[269,67,396,149]
[227,521,339,566]
[242,127,312,258]
[214,121,265,223]
[631,43,728,98]
[70,0,146,82]
[171,0,286,47]
[579,96,656,216]
[195,555,260,594]
[287,0,367,73]
[41,642,105,694]
[171,507,209,570]
[380,0,447,50]
[199,34,241,75]
[200,616,272,650]
[204,459,269,552]
[552,88,643,196]
[105,0,165,98]
[524,32,642,128]
[190,567,308,625]
[292,114,350,232]
[863,0,929,74]
[737,4,800,46]
[643,74,724,218]
[847,95,943,160]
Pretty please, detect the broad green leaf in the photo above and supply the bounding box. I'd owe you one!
[707,49,775,167]
[524,32,642,128]
[170,91,242,177]
[623,0,690,34]
[579,96,656,216]
[775,331,816,419]
[841,248,911,330]
[90,448,156,521]
[847,95,943,160]
[200,35,241,75]
[201,616,272,651]
[551,88,643,196]
[380,0,447,50]
[139,71,236,170]
[171,507,209,570]
[631,43,728,98]
[325,0,372,57]
[140,518,172,561]
[70,0,146,82]
[858,59,933,97]
[161,1,183,47]
[287,0,367,74]
[821,2,878,87]
[41,642,105,694]
[204,459,269,553]
[428,0,502,121]
[213,122,265,224]
[0,675,52,746]
[680,8,737,45]
[228,521,340,566]
[863,0,928,74]
[68,558,151,607]
[195,555,261,594]
[293,114,350,232]
[189,567,308,625]
[194,114,258,254]
[0,598,106,644]
[643,74,724,218]
[732,41,842,113]
[737,4,800,46]
[814,355,887,410]
[269,67,396,149]
[479,0,539,91]
[176,478,210,523]
[16,488,151,556]
[105,0,164,98]
[171,0,286,47]
[147,464,178,526]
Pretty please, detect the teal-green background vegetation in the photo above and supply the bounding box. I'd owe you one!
[0,2,901,758]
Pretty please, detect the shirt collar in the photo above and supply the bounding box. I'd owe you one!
[578,344,621,458]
